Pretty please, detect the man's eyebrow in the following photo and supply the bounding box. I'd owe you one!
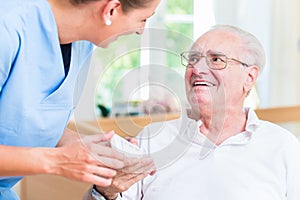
[206,49,225,55]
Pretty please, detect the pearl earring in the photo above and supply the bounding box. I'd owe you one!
[105,20,112,26]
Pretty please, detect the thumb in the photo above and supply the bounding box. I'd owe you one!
[104,130,115,140]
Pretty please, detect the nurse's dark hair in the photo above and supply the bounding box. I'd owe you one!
[70,0,153,13]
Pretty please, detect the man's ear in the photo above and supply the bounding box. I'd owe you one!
[243,65,259,93]
[102,0,121,25]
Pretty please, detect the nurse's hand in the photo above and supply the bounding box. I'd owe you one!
[94,156,156,199]
[48,131,126,187]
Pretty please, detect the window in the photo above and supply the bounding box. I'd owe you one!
[93,0,295,117]
[95,0,197,117]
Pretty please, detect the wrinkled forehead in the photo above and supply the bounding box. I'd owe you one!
[191,30,243,55]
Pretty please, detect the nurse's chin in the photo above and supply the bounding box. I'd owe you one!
[96,37,118,48]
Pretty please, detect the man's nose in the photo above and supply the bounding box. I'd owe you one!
[192,58,210,73]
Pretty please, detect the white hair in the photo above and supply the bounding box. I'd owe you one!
[209,25,266,73]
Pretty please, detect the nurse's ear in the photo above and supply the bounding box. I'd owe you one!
[102,0,121,26]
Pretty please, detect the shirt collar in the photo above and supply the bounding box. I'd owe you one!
[182,107,262,147]
[244,107,261,132]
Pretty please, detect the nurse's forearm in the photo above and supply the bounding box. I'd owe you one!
[0,136,123,186]
[0,145,52,176]
[56,128,79,147]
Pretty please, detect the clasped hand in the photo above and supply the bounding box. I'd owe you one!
[51,130,155,194]
[96,155,156,199]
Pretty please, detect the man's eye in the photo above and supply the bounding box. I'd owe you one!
[188,56,200,63]
[211,56,226,63]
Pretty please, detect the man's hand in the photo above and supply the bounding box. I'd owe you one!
[95,156,156,199]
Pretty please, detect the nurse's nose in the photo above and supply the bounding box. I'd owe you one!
[136,24,146,35]
[136,30,144,35]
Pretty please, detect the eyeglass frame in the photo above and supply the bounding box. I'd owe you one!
[180,50,249,70]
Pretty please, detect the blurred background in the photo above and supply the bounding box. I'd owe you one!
[19,1,300,199]
[75,0,300,123]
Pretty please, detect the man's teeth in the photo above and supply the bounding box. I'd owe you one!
[194,81,214,87]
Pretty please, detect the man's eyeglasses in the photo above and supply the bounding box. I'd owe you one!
[180,51,249,70]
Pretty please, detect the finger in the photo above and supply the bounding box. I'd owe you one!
[67,167,114,187]
[121,156,156,174]
[84,173,113,187]
[104,131,115,140]
[89,165,117,179]
[83,133,108,144]
[96,131,115,146]
[91,144,125,163]
[133,157,156,174]
[124,137,139,146]
[126,172,149,185]
[96,156,125,169]
[83,131,117,145]
[123,156,153,166]
[111,172,150,192]
[128,161,156,174]
[122,156,153,169]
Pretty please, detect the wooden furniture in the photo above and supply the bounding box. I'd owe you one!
[20,175,91,200]
[70,106,300,137]
[255,105,300,123]
[19,106,300,200]
[68,113,180,137]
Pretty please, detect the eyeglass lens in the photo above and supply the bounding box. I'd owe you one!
[182,52,227,70]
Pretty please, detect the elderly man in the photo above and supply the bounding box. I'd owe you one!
[87,25,300,200]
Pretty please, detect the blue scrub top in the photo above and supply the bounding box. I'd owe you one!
[0,0,94,198]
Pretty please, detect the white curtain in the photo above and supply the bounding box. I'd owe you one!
[269,0,300,107]
[212,0,300,108]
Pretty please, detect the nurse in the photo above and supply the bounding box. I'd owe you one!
[0,0,160,199]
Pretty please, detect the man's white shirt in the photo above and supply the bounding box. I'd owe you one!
[121,108,300,200]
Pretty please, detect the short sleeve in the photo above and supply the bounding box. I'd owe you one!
[0,21,19,92]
